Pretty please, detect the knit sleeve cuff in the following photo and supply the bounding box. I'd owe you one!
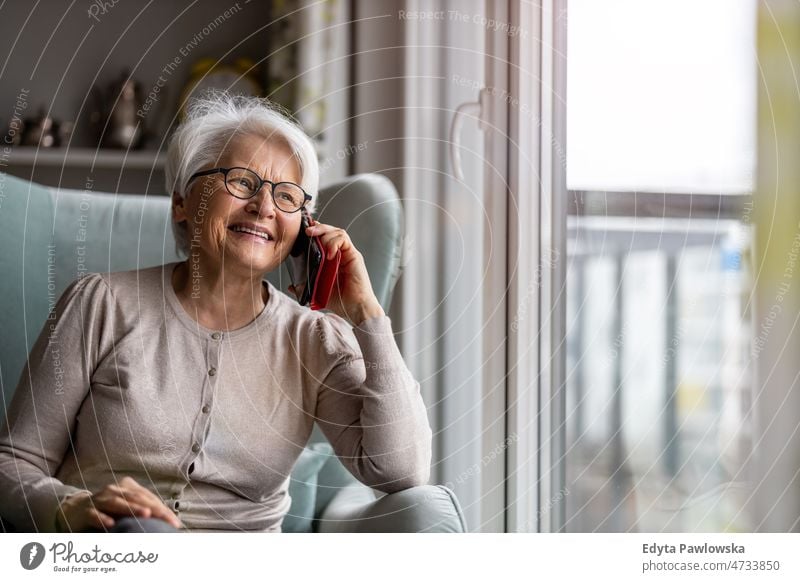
[39,485,93,533]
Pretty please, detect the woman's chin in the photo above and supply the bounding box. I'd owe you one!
[223,247,280,274]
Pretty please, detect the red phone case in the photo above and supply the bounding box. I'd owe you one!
[309,246,341,311]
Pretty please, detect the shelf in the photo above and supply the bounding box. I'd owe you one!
[7,147,166,170]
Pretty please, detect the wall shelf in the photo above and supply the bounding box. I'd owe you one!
[8,147,166,170]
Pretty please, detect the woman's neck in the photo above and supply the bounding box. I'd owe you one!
[171,259,268,331]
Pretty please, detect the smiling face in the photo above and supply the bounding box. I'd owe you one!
[172,133,305,277]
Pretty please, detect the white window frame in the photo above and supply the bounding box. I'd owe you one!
[493,0,569,532]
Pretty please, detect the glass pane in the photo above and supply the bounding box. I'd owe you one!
[565,212,753,531]
[564,0,757,532]
[566,0,756,194]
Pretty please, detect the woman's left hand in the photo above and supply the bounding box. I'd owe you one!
[289,221,385,326]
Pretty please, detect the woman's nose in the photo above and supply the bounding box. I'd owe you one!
[245,187,276,218]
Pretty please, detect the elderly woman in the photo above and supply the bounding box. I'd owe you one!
[0,92,432,533]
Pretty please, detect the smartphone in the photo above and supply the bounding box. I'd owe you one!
[286,209,341,310]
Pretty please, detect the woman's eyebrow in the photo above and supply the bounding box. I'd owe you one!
[231,163,293,181]
[257,170,300,184]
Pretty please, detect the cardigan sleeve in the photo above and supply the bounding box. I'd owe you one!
[312,313,432,493]
[0,274,112,532]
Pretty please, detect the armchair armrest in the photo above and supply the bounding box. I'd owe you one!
[314,484,467,533]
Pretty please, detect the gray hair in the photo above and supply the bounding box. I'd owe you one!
[165,90,320,257]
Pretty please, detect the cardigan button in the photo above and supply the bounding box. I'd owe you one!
[208,368,217,377]
[211,332,221,340]
[192,443,200,453]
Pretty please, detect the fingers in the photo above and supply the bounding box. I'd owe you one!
[306,224,352,259]
[98,494,153,518]
[88,507,116,530]
[322,236,348,260]
[146,503,182,528]
[118,478,166,510]
[305,223,328,238]
[99,477,182,528]
[120,493,181,528]
[121,481,182,528]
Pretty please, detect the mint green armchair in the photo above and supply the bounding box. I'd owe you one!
[0,172,466,533]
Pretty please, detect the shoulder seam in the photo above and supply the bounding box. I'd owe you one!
[92,272,118,305]
[314,314,360,362]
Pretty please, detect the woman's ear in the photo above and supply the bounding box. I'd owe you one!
[172,191,187,224]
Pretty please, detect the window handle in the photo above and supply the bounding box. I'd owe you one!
[449,88,490,183]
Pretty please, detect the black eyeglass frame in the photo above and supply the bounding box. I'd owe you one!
[187,167,312,213]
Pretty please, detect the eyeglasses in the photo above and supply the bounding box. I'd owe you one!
[187,167,312,213]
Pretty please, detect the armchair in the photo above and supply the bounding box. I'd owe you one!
[0,171,465,533]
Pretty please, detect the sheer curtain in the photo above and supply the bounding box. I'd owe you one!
[350,0,491,531]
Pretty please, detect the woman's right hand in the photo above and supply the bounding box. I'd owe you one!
[55,476,182,532]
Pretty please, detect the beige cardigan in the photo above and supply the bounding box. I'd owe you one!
[0,262,432,532]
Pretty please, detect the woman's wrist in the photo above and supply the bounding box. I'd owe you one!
[55,491,92,532]
[349,300,385,327]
